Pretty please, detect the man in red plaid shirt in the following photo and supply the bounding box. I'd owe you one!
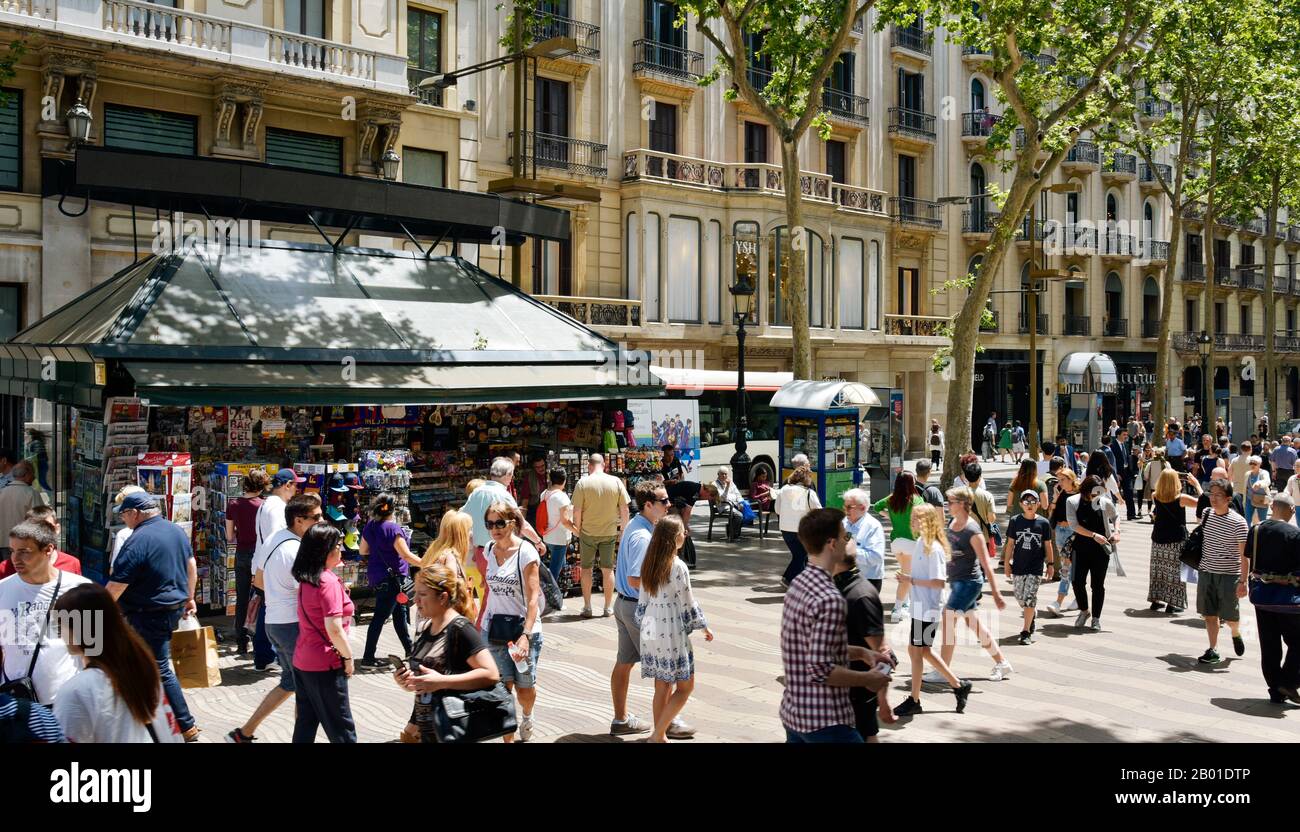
[780,508,891,742]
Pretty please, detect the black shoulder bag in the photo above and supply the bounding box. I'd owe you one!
[431,620,519,743]
[1179,509,1206,570]
[0,571,63,702]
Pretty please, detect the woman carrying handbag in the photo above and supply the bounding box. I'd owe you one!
[395,562,507,743]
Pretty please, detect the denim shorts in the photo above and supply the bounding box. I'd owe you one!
[946,578,984,612]
[487,632,543,689]
[265,622,299,692]
[784,724,864,743]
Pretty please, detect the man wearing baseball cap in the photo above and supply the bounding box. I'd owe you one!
[249,468,304,670]
[106,490,201,741]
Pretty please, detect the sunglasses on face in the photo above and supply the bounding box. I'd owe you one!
[1020,497,1038,504]
[656,497,671,505]
[486,518,513,530]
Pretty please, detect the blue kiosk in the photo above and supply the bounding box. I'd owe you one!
[770,380,881,509]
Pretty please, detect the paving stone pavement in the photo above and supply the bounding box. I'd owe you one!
[182,461,1300,743]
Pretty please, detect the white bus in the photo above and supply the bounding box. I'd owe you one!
[648,366,792,485]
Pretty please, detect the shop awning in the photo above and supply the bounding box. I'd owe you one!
[770,380,882,411]
[3,242,664,406]
[649,366,793,392]
[1058,352,1119,389]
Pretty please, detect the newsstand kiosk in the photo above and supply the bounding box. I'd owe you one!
[770,380,880,509]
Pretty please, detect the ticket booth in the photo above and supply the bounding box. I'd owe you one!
[770,380,880,509]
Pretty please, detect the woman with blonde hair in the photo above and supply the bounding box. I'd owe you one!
[419,509,478,626]
[938,486,1012,682]
[394,561,501,743]
[636,515,712,742]
[1148,467,1197,614]
[892,504,970,717]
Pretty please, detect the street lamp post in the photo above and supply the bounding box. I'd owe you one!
[730,274,755,489]
[1198,330,1212,425]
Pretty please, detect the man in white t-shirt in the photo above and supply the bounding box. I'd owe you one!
[539,468,577,588]
[255,469,304,556]
[227,493,322,743]
[0,520,89,705]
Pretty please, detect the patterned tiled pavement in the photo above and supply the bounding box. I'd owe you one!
[183,462,1300,743]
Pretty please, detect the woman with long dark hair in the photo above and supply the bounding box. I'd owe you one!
[1066,476,1118,631]
[292,523,357,743]
[872,472,924,623]
[1086,450,1123,507]
[52,583,182,742]
[359,492,421,668]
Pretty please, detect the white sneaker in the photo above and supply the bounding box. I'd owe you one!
[890,604,905,624]
[922,669,945,684]
[518,713,534,742]
[1064,598,1079,612]
[1045,601,1062,617]
[990,661,1014,681]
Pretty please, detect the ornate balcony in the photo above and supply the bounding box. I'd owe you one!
[961,44,992,65]
[1180,263,1206,285]
[1237,265,1264,291]
[1214,265,1239,288]
[888,107,937,145]
[1061,140,1100,172]
[890,25,932,59]
[1139,97,1172,122]
[980,310,1000,333]
[1101,229,1137,260]
[1103,317,1129,337]
[632,39,703,84]
[961,209,1000,241]
[889,197,943,230]
[509,132,608,179]
[1017,216,1047,248]
[1139,162,1171,192]
[408,66,444,106]
[1243,217,1266,237]
[1029,53,1057,72]
[1144,239,1170,262]
[822,88,870,125]
[536,295,640,327]
[1101,152,1137,182]
[1063,315,1092,336]
[961,112,1001,148]
[529,13,600,60]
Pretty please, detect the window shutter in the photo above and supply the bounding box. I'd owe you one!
[0,90,19,190]
[104,105,196,156]
[265,129,342,174]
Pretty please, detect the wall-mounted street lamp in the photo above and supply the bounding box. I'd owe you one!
[381,148,401,182]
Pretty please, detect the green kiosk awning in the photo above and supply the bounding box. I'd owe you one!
[2,241,663,406]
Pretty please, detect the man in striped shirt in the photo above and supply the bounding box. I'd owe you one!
[780,508,889,742]
[1196,478,1250,665]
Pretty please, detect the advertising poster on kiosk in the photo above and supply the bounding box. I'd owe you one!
[628,399,701,482]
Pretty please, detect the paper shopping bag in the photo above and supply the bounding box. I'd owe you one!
[171,625,222,688]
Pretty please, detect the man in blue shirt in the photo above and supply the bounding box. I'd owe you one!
[1166,424,1187,473]
[462,457,544,588]
[609,480,668,737]
[1272,436,1298,491]
[106,491,200,741]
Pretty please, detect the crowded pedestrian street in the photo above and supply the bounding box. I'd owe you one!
[174,461,1300,744]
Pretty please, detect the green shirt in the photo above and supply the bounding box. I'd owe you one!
[1007,480,1048,519]
[871,493,925,541]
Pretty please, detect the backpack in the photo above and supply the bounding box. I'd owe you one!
[930,432,941,448]
[536,492,551,540]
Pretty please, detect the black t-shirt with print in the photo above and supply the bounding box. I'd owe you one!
[408,616,488,743]
[1007,514,1053,576]
[835,571,884,708]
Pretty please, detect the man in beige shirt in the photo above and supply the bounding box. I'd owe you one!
[572,453,631,618]
[1228,441,1253,497]
[0,461,43,559]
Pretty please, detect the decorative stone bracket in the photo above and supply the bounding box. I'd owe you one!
[356,104,403,176]
[213,80,266,160]
[38,51,99,159]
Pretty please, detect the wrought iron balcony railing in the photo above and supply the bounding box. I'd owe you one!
[888,107,936,140]
[1018,313,1049,335]
[1181,263,1206,283]
[1145,239,1170,261]
[1063,315,1092,336]
[961,111,1001,138]
[1103,317,1128,337]
[1064,141,1100,166]
[1139,162,1171,187]
[822,88,870,123]
[891,25,931,56]
[632,38,703,81]
[1102,230,1136,256]
[889,197,943,229]
[884,314,949,336]
[530,14,600,60]
[1103,153,1136,175]
[509,131,609,178]
[962,209,1000,234]
[1139,97,1172,119]
[408,66,444,106]
[1141,319,1160,338]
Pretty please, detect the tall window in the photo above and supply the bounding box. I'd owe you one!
[407,8,442,94]
[0,283,20,340]
[1185,298,1197,330]
[667,216,701,323]
[645,0,684,46]
[898,154,916,199]
[649,102,677,153]
[868,240,882,330]
[285,0,325,38]
[1214,301,1226,333]
[1240,304,1251,335]
[838,237,864,329]
[532,239,571,296]
[970,78,985,111]
[1143,201,1155,241]
[706,220,721,324]
[626,213,640,302]
[897,267,920,316]
[0,89,19,191]
[644,213,661,320]
[1142,276,1159,332]
[744,121,768,163]
[827,140,846,184]
[808,231,824,328]
[1105,272,1123,326]
[970,163,987,227]
[402,148,446,187]
[897,69,924,111]
[1066,193,1079,226]
[534,77,570,169]
[265,128,341,173]
[1106,193,1118,223]
[104,104,197,156]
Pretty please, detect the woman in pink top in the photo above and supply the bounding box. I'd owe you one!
[291,524,357,743]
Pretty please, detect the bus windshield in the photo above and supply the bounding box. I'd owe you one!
[692,390,778,448]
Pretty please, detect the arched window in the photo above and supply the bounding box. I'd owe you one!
[1143,201,1155,241]
[971,78,986,112]
[1064,267,1087,335]
[1106,193,1118,224]
[1142,275,1160,338]
[1105,271,1124,335]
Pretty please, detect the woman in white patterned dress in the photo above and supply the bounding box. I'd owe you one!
[636,515,714,743]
